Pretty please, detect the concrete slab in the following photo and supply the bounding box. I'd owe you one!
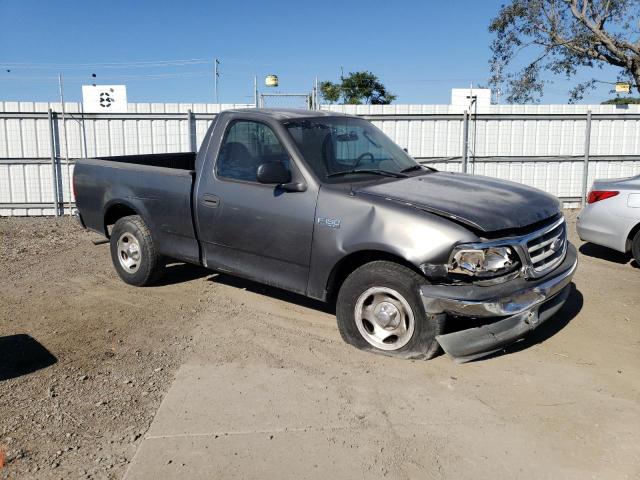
[125,430,398,480]
[124,362,637,479]
[125,364,390,479]
[144,364,354,438]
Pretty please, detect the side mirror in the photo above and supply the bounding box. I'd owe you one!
[257,162,291,185]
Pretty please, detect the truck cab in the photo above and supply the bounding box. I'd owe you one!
[193,110,320,294]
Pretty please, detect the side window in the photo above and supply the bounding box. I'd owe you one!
[216,121,290,182]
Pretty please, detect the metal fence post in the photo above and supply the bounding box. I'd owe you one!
[581,110,592,206]
[461,110,469,173]
[186,109,197,152]
[48,108,59,217]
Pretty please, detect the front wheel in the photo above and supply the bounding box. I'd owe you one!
[109,215,164,286]
[632,229,640,265]
[336,261,444,359]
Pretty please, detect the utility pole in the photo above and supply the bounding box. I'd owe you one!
[495,64,502,104]
[214,58,220,105]
[465,83,478,174]
[58,74,71,216]
[254,75,258,108]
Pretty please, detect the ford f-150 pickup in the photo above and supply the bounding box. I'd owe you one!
[74,108,577,362]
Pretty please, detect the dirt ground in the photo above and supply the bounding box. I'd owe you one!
[0,211,639,479]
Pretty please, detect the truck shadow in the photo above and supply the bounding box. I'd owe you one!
[0,334,57,381]
[474,284,584,362]
[579,242,638,268]
[154,263,585,362]
[206,272,336,314]
[151,263,334,314]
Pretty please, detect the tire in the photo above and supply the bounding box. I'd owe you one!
[632,229,640,265]
[109,215,164,286]
[336,261,445,360]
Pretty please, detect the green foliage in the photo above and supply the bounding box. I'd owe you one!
[319,71,396,105]
[319,81,341,104]
[601,96,640,104]
[488,0,640,104]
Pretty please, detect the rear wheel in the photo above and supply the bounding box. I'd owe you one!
[632,229,640,265]
[336,261,444,360]
[109,215,164,286]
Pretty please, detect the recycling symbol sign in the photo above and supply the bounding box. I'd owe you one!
[99,91,115,108]
[83,85,127,113]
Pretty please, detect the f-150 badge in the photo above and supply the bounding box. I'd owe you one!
[317,217,341,229]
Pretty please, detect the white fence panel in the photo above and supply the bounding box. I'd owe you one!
[1,102,639,216]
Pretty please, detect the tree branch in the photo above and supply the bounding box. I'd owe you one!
[489,0,640,101]
[547,28,626,67]
[564,0,638,60]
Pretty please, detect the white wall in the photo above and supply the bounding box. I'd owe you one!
[1,102,639,215]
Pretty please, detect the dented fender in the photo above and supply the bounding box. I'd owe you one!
[306,183,478,300]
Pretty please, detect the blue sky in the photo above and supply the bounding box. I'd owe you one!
[0,0,621,104]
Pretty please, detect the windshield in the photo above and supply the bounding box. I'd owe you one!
[284,117,419,182]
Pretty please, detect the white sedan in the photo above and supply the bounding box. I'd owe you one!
[577,174,640,264]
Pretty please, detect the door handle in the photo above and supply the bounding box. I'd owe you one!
[201,194,220,208]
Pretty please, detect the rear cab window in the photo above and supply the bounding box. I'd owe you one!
[216,120,291,182]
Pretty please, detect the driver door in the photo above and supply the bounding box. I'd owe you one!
[196,119,316,294]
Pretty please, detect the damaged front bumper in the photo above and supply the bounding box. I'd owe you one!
[421,243,578,362]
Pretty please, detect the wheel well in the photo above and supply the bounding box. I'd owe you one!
[325,250,422,301]
[104,204,137,236]
[627,222,640,251]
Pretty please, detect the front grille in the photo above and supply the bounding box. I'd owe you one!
[523,219,567,277]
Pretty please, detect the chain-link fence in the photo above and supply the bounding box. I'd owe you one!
[259,94,310,109]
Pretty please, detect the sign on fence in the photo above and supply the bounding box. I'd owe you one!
[615,83,630,94]
[82,85,128,113]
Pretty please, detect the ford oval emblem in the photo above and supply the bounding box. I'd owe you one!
[550,237,563,252]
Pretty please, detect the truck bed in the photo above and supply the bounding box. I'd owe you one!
[95,152,196,171]
[74,152,200,264]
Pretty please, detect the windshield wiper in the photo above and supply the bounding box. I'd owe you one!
[400,164,437,173]
[326,169,408,179]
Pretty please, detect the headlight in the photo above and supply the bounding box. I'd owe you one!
[448,245,518,277]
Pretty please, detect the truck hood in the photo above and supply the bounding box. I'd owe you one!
[355,171,561,232]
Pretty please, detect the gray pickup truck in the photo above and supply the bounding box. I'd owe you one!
[74,108,577,362]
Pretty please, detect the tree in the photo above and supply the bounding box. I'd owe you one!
[601,96,640,104]
[488,0,640,103]
[319,71,396,105]
[319,81,341,104]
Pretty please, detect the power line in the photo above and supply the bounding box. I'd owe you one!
[0,71,212,81]
[0,56,348,71]
[0,58,212,69]
[388,78,481,84]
